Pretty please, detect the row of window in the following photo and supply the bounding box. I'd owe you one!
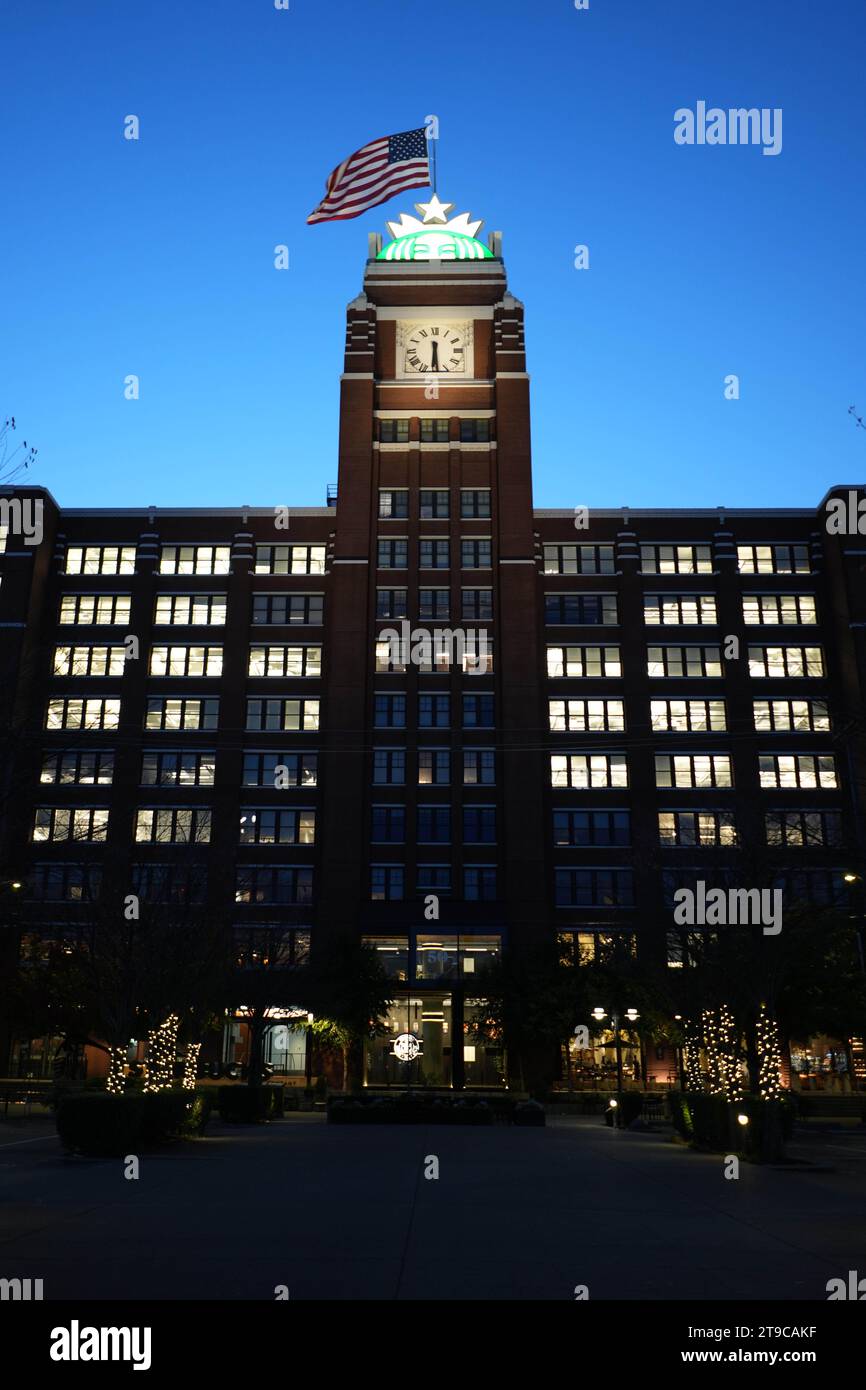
[59,593,325,627]
[33,806,317,846]
[377,539,492,569]
[63,544,328,577]
[379,419,492,444]
[554,867,849,909]
[42,693,832,738]
[52,644,323,679]
[125,806,495,846]
[31,801,846,851]
[35,744,840,792]
[374,637,493,675]
[377,589,493,620]
[57,540,816,580]
[23,859,850,909]
[378,488,491,518]
[546,645,825,679]
[39,750,316,788]
[545,593,819,626]
[24,862,495,905]
[554,807,843,848]
[550,697,830,733]
[54,589,823,632]
[542,543,812,575]
[54,641,503,681]
[551,752,838,790]
[376,866,849,907]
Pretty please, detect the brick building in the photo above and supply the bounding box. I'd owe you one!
[1,199,864,1088]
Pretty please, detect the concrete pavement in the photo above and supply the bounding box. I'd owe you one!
[1,1114,864,1300]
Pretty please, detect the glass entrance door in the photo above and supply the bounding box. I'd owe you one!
[365,994,453,1087]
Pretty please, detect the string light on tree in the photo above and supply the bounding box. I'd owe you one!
[144,1014,179,1092]
[757,1002,783,1100]
[702,1005,743,1101]
[683,1017,703,1091]
[718,1004,744,1103]
[106,1046,127,1095]
[182,1041,201,1091]
[702,1008,725,1096]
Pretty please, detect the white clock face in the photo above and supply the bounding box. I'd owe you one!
[404,325,466,374]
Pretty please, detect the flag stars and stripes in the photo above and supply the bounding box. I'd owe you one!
[307,127,430,225]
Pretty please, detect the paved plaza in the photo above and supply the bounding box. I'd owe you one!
[1,1115,864,1301]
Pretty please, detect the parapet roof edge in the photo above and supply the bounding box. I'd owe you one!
[532,508,817,518]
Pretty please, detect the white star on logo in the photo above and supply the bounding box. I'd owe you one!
[414,194,454,225]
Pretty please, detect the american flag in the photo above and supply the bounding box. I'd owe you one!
[307,128,430,225]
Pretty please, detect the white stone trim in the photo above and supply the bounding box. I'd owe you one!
[375,305,494,320]
[373,408,495,419]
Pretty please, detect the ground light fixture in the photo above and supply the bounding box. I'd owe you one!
[737,1113,750,1127]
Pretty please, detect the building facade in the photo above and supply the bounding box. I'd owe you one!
[1,200,865,1089]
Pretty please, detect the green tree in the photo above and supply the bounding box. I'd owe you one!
[305,937,393,1092]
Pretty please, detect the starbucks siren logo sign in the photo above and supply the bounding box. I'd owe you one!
[378,195,493,262]
[392,1033,422,1062]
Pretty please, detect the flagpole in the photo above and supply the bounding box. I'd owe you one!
[430,131,437,194]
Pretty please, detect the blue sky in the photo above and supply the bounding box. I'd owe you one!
[1,0,864,510]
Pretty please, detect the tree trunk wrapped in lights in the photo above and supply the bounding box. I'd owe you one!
[702,1005,743,1101]
[684,1018,703,1090]
[182,1041,201,1091]
[718,1004,744,1102]
[702,1008,725,1095]
[143,1014,179,1092]
[757,1002,783,1100]
[106,1045,127,1094]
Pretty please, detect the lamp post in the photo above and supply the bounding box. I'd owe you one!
[305,1012,314,1090]
[843,873,864,1091]
[593,1006,640,1093]
[843,873,865,974]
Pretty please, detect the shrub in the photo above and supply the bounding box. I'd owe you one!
[686,1093,731,1149]
[327,1095,503,1125]
[670,1091,788,1161]
[217,1085,284,1123]
[56,1089,212,1156]
[47,1078,85,1111]
[779,1091,797,1139]
[513,1100,546,1127]
[668,1092,694,1140]
[733,1095,786,1163]
[56,1094,146,1156]
[138,1090,212,1144]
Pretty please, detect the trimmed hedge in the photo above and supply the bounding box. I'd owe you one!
[138,1090,211,1144]
[326,1093,546,1126]
[56,1090,211,1156]
[668,1091,788,1162]
[328,1096,496,1125]
[513,1100,546,1127]
[217,1084,285,1123]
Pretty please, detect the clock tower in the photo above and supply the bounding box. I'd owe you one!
[317,199,548,1053]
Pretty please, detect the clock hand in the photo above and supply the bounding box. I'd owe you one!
[430,340,440,371]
